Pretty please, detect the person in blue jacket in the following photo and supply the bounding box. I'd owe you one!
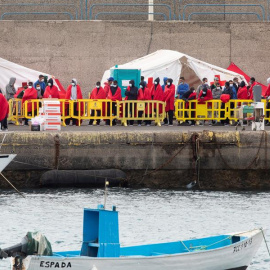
[177,77,189,98]
[229,80,237,99]
[162,77,168,92]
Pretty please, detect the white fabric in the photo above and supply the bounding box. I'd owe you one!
[267,77,270,85]
[0,57,51,96]
[101,50,246,87]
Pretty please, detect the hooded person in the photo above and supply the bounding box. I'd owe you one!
[0,93,9,131]
[264,77,270,99]
[237,81,248,100]
[198,86,213,103]
[248,77,258,100]
[125,80,138,126]
[137,81,152,126]
[89,81,106,126]
[163,78,175,126]
[5,77,16,101]
[22,82,38,125]
[162,77,168,92]
[43,78,60,99]
[106,80,122,126]
[65,79,83,126]
[180,87,197,126]
[104,77,114,97]
[264,78,270,126]
[151,77,164,115]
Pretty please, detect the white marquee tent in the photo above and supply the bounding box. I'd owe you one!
[102,50,246,87]
[0,57,65,97]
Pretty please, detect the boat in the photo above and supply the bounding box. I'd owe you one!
[0,204,264,270]
[0,154,16,173]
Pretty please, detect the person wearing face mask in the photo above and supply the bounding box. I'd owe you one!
[151,77,164,116]
[233,77,239,91]
[5,77,16,101]
[89,81,106,126]
[196,78,209,98]
[106,80,122,126]
[210,77,219,91]
[177,77,189,99]
[34,75,46,96]
[22,82,38,125]
[104,77,114,97]
[43,79,60,99]
[0,92,9,131]
[263,78,270,126]
[163,78,175,126]
[162,77,168,92]
[212,83,222,100]
[137,81,152,126]
[125,80,138,126]
[65,79,83,126]
[237,81,248,100]
[229,80,237,99]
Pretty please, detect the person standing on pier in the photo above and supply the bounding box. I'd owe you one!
[137,81,152,126]
[89,81,106,126]
[104,77,114,97]
[125,80,138,126]
[151,77,164,116]
[5,77,16,101]
[0,92,9,131]
[65,79,83,126]
[43,79,60,99]
[163,78,175,126]
[106,80,122,126]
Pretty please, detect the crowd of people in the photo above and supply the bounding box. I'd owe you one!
[0,73,270,131]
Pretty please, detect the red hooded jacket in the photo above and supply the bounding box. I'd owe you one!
[107,87,122,101]
[151,84,164,113]
[138,87,152,115]
[65,84,84,114]
[43,85,60,99]
[0,94,9,121]
[22,87,38,112]
[237,86,248,100]
[164,84,175,112]
[248,82,258,100]
[90,87,106,99]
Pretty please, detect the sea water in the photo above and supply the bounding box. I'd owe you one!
[0,188,269,269]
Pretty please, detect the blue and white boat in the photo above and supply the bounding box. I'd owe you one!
[6,204,264,270]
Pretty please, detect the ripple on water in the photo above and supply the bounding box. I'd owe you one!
[0,188,269,270]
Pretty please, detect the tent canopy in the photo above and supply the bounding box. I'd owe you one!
[0,57,66,98]
[102,50,246,87]
[227,62,267,95]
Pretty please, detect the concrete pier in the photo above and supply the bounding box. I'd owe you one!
[1,124,270,190]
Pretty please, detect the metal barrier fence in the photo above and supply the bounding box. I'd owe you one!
[117,100,166,126]
[0,1,268,21]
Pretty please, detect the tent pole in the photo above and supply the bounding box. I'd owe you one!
[148,0,154,21]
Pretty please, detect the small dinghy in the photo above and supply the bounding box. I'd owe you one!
[0,154,16,173]
[1,204,264,270]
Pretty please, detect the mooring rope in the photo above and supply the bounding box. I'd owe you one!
[260,228,270,257]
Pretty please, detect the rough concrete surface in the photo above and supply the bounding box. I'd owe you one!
[0,20,269,96]
[1,126,270,190]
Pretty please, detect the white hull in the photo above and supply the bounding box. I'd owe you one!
[0,154,16,173]
[18,229,263,270]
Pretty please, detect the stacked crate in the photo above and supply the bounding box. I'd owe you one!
[41,100,61,131]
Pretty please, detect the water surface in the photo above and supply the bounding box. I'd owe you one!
[0,188,269,269]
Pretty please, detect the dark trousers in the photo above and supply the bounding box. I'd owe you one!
[220,103,229,124]
[138,111,144,125]
[1,116,8,129]
[65,103,79,126]
[125,103,134,125]
[266,101,270,123]
[164,110,174,125]
[89,110,101,125]
[106,102,117,126]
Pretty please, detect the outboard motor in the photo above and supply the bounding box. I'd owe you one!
[0,232,52,260]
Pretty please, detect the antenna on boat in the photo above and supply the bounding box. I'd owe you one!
[103,179,109,210]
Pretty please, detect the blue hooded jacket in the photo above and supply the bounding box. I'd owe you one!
[177,82,189,98]
[162,77,168,92]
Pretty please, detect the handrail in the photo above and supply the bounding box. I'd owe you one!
[0,3,78,20]
[94,12,167,21]
[88,3,172,20]
[1,12,74,20]
[187,12,262,21]
[183,4,265,21]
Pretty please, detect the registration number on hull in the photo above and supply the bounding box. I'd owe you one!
[233,238,252,253]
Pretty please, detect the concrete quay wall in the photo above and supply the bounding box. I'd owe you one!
[0,20,270,96]
[1,130,270,190]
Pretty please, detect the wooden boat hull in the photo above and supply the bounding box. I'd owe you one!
[0,154,16,173]
[16,229,263,270]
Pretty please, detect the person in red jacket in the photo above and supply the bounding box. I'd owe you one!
[237,81,248,100]
[43,78,60,99]
[65,79,83,126]
[151,77,164,115]
[106,80,122,126]
[89,81,106,126]
[22,82,38,125]
[0,93,9,131]
[104,77,114,97]
[264,78,270,126]
[163,78,175,126]
[137,81,152,126]
[248,77,258,100]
